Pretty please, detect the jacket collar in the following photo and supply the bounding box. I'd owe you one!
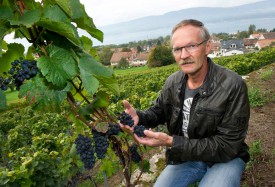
[199,57,215,97]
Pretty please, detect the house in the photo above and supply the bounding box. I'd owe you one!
[255,39,275,50]
[208,42,221,57]
[243,38,258,49]
[110,52,133,67]
[249,33,261,39]
[220,39,244,56]
[259,32,275,39]
[130,52,149,67]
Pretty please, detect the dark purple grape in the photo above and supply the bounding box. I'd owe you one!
[119,111,134,127]
[134,125,146,137]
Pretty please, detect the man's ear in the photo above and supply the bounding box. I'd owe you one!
[205,40,212,55]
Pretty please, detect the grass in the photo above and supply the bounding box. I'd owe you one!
[248,87,267,107]
[114,65,149,76]
[260,68,273,81]
[4,90,25,105]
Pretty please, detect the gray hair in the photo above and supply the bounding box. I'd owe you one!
[171,19,210,42]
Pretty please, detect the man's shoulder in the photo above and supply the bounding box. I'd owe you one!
[166,70,184,83]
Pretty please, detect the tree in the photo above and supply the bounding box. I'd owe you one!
[248,24,256,35]
[237,31,248,39]
[137,45,142,53]
[99,46,114,66]
[118,57,129,69]
[147,45,174,67]
[257,28,268,33]
[121,47,131,52]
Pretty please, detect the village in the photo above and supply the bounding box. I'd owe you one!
[107,32,275,67]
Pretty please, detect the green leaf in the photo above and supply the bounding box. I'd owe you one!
[92,91,109,108]
[1,40,8,51]
[9,9,41,28]
[26,45,35,60]
[14,26,31,39]
[80,35,93,52]
[54,0,83,19]
[19,75,71,112]
[0,43,24,74]
[0,90,7,110]
[42,4,68,22]
[78,53,119,95]
[79,91,109,117]
[36,19,81,46]
[73,5,103,42]
[0,6,13,20]
[70,144,77,156]
[0,7,13,56]
[37,45,79,87]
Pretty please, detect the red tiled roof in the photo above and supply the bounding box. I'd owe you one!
[243,38,258,45]
[110,52,133,63]
[261,32,275,39]
[136,52,148,61]
[256,39,275,49]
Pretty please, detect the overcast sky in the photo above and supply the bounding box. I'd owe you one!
[80,0,264,27]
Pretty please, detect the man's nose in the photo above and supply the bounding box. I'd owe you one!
[180,48,190,59]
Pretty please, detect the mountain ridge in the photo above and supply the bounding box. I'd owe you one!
[91,0,275,45]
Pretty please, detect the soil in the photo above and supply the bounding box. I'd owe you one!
[241,63,275,187]
[94,63,275,187]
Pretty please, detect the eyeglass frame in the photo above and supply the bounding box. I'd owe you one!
[172,40,208,55]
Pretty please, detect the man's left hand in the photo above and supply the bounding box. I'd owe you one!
[134,129,173,147]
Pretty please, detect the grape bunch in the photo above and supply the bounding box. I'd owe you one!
[74,134,95,170]
[9,59,39,90]
[0,75,11,91]
[92,130,109,159]
[119,111,134,127]
[134,125,146,137]
[129,144,141,163]
[107,123,120,136]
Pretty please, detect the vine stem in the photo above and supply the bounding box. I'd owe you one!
[67,92,95,128]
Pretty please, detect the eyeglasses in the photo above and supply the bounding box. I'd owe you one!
[172,40,208,55]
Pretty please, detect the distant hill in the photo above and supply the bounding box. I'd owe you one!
[92,0,275,45]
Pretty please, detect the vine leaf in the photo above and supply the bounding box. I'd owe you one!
[37,45,78,87]
[0,7,13,56]
[54,0,103,42]
[9,9,41,28]
[0,43,24,74]
[36,19,81,46]
[79,91,109,117]
[42,5,68,22]
[79,53,119,95]
[19,75,72,112]
[55,0,83,19]
[0,90,7,110]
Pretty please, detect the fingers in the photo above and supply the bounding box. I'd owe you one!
[123,100,132,110]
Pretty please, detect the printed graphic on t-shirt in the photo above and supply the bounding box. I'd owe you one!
[182,97,193,137]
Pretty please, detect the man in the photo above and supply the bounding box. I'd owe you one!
[122,19,250,187]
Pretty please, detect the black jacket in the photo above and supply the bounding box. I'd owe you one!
[137,58,250,164]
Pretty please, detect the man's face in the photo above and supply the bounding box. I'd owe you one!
[171,25,211,76]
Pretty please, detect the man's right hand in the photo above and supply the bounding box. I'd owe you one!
[121,100,139,129]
